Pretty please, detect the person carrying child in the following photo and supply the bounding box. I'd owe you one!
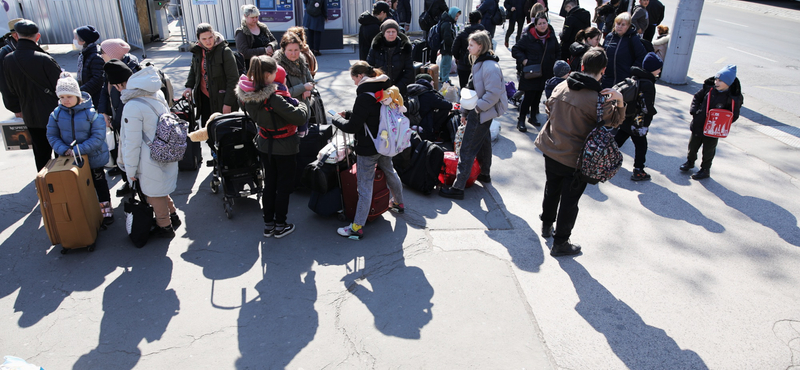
[236,57,309,238]
[46,72,113,225]
[679,64,742,180]
[614,52,662,181]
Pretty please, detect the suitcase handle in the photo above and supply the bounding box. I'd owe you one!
[69,140,86,168]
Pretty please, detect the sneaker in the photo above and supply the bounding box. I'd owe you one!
[263,222,275,237]
[631,168,652,181]
[337,224,363,240]
[691,168,710,180]
[116,182,131,197]
[517,118,528,132]
[170,213,182,230]
[679,161,695,172]
[477,174,491,183]
[541,223,554,238]
[551,240,581,257]
[151,225,175,239]
[390,202,405,214]
[438,186,464,200]
[273,223,295,239]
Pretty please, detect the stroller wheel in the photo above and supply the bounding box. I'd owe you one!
[210,179,219,194]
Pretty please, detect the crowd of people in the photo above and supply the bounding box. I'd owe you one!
[0,0,743,256]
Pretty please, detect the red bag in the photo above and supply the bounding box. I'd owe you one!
[703,93,735,138]
[439,151,480,188]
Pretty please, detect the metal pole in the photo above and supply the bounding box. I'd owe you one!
[661,0,704,84]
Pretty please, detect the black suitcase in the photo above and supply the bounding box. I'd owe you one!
[295,123,333,187]
[412,39,429,63]
[308,188,342,217]
[393,133,444,195]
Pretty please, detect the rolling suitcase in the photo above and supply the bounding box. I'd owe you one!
[35,155,103,253]
[341,163,390,223]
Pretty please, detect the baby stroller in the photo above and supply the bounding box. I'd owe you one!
[206,112,263,219]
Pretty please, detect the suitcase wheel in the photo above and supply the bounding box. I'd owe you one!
[60,247,68,255]
[87,243,96,252]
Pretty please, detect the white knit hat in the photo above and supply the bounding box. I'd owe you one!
[55,72,81,98]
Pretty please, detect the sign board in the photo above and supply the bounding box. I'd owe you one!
[1,118,32,150]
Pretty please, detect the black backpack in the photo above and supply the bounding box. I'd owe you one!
[419,10,437,32]
[234,51,248,76]
[427,23,442,51]
[612,77,640,118]
[405,94,422,128]
[306,0,323,17]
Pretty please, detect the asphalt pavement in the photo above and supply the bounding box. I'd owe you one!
[1,2,800,369]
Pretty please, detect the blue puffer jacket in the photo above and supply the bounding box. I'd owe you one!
[46,92,109,169]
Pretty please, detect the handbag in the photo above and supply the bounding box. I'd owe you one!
[523,64,543,79]
[460,88,478,110]
[702,92,735,138]
[124,181,153,248]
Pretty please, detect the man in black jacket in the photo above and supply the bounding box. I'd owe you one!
[0,18,23,113]
[3,20,61,171]
[560,0,592,60]
[643,0,664,41]
[358,1,391,61]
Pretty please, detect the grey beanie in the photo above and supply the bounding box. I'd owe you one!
[553,60,571,78]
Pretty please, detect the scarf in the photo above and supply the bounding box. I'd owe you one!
[532,27,551,42]
[274,50,307,77]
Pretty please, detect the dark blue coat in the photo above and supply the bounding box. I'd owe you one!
[303,0,327,32]
[97,54,141,131]
[601,27,647,88]
[478,0,499,37]
[79,42,106,107]
[504,0,527,21]
[511,24,560,91]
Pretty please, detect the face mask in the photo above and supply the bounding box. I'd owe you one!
[73,39,81,49]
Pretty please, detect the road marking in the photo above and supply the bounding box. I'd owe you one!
[715,19,749,28]
[715,57,727,64]
[727,47,777,63]
[753,86,800,96]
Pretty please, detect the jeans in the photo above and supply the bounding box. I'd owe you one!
[519,89,543,122]
[354,153,404,227]
[147,195,177,228]
[541,155,588,245]
[453,111,492,190]
[260,152,296,224]
[687,134,719,170]
[439,54,453,84]
[614,123,648,169]
[29,127,53,172]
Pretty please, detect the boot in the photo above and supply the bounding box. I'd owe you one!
[692,168,710,180]
[551,240,581,257]
[517,117,527,132]
[679,161,695,172]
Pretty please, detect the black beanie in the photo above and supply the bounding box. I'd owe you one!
[104,59,133,85]
[76,25,100,44]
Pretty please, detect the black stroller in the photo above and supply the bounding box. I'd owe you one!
[207,112,263,219]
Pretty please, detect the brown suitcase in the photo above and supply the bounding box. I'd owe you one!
[35,155,102,253]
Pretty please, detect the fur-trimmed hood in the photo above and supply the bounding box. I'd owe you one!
[236,82,277,103]
[370,31,412,55]
[239,19,271,37]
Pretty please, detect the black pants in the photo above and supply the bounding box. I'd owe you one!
[259,152,296,225]
[505,17,525,44]
[307,30,322,52]
[643,24,656,42]
[91,167,111,203]
[454,112,491,190]
[519,89,543,122]
[541,155,588,245]
[198,93,216,152]
[29,127,53,172]
[687,134,719,170]
[457,68,471,89]
[614,124,648,169]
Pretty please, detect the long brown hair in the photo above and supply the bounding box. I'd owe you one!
[576,27,601,43]
[349,61,384,78]
[247,55,277,90]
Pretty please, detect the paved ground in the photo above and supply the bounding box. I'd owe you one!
[2,7,800,369]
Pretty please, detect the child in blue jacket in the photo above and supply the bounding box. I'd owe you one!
[46,72,113,225]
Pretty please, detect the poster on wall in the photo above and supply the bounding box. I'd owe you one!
[192,0,218,4]
[1,118,32,151]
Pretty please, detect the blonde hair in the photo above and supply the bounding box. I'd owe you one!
[531,3,547,19]
[468,30,493,64]
[241,4,259,18]
[614,12,631,26]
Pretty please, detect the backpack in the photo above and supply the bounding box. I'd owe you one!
[405,94,422,128]
[133,98,188,163]
[419,10,437,32]
[366,92,414,157]
[576,95,623,184]
[306,0,323,17]
[428,23,442,51]
[612,77,640,118]
[234,51,248,76]
[492,5,506,25]
[143,62,175,107]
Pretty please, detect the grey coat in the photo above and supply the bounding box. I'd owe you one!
[469,52,508,123]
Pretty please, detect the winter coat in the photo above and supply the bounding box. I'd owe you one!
[0,38,17,111]
[396,0,412,25]
[119,66,178,197]
[437,12,458,56]
[544,76,565,99]
[273,49,314,105]
[234,20,278,63]
[78,42,105,105]
[560,7,592,60]
[303,0,327,32]
[535,72,626,168]
[647,0,665,26]
[453,23,486,71]
[504,0,528,21]
[468,52,508,123]
[512,24,560,91]
[366,31,415,97]
[627,66,657,127]
[407,81,453,136]
[97,54,141,131]
[652,33,669,60]
[568,41,589,71]
[631,5,649,34]
[358,12,382,61]
[46,92,109,169]
[236,82,309,156]
[425,0,449,24]
[2,38,62,129]
[331,75,393,156]
[689,76,743,136]
[601,27,647,88]
[186,33,240,115]
[478,0,499,36]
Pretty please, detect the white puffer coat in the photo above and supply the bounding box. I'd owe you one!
[119,66,178,197]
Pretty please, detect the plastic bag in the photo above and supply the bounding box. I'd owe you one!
[490,119,501,142]
[1,356,44,370]
[439,81,459,103]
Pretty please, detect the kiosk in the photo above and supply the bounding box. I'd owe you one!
[256,0,342,50]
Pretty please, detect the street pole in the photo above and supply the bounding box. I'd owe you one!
[661,0,704,84]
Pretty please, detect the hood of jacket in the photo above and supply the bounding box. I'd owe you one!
[120,66,166,104]
[239,20,270,37]
[356,74,392,95]
[370,30,412,54]
[475,51,500,64]
[359,11,381,26]
[190,32,228,53]
[440,10,457,25]
[566,72,603,92]
[236,82,276,104]
[407,82,433,96]
[59,92,94,114]
[569,41,589,57]
[630,66,656,82]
